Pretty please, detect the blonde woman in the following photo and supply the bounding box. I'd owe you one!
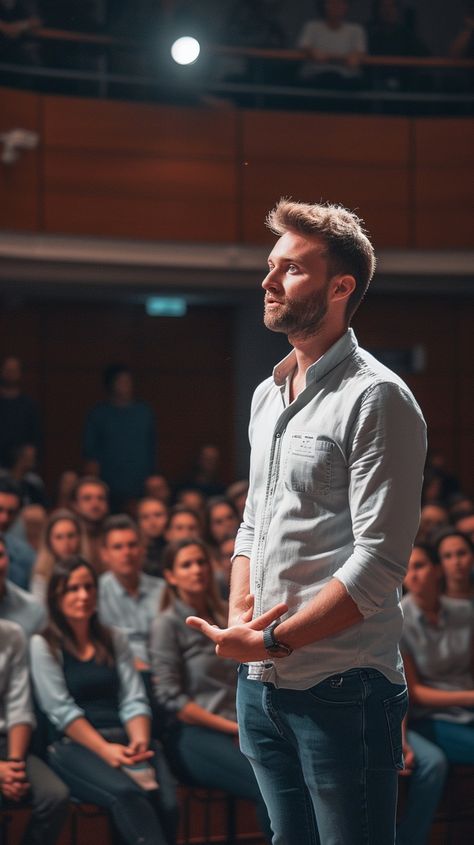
[31,510,86,603]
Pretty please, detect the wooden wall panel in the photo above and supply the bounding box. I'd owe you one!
[43,153,237,240]
[240,111,411,247]
[414,118,474,248]
[242,112,410,165]
[43,96,237,158]
[0,88,41,231]
[41,95,239,242]
[1,87,473,247]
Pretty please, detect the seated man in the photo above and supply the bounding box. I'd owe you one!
[0,476,35,590]
[297,0,367,88]
[137,497,169,579]
[0,619,69,845]
[0,533,45,637]
[98,514,164,671]
[71,475,110,574]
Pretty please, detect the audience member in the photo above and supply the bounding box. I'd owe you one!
[401,542,474,766]
[297,0,367,88]
[454,510,474,544]
[0,476,35,590]
[417,502,449,542]
[31,509,86,603]
[177,444,226,499]
[137,498,169,578]
[0,532,46,636]
[218,0,287,86]
[448,3,474,58]
[396,711,448,845]
[150,538,272,842]
[0,357,41,470]
[83,364,157,511]
[144,474,172,505]
[164,506,202,544]
[205,496,239,550]
[0,619,69,845]
[55,470,79,510]
[4,443,47,507]
[174,488,206,521]
[71,476,110,574]
[17,503,47,553]
[30,556,178,845]
[98,515,164,672]
[368,0,428,92]
[214,534,235,600]
[226,479,248,521]
[434,528,474,601]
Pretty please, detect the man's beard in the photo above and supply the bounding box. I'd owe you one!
[263,287,329,341]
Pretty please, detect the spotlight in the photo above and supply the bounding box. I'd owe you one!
[171,36,200,66]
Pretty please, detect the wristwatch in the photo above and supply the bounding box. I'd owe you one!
[263,621,293,657]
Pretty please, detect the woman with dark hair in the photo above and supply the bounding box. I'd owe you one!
[30,509,86,603]
[205,496,239,548]
[30,556,178,845]
[434,528,474,602]
[150,538,272,843]
[401,542,474,764]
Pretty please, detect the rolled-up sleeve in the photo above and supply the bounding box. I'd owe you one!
[30,635,84,732]
[6,626,35,730]
[334,382,427,617]
[112,629,151,723]
[149,615,189,715]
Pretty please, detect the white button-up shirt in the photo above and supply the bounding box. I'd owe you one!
[234,329,427,689]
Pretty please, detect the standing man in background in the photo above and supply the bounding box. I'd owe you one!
[83,364,156,512]
[188,199,427,844]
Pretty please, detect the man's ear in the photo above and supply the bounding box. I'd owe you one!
[330,274,356,303]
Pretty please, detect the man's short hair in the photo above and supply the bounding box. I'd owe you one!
[266,198,376,322]
[0,475,22,501]
[71,476,110,502]
[102,514,139,544]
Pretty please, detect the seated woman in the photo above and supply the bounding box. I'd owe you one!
[30,510,86,603]
[401,541,474,764]
[0,618,69,845]
[30,556,178,845]
[434,528,474,602]
[150,538,272,843]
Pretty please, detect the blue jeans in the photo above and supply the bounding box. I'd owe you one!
[237,664,408,845]
[164,723,272,842]
[410,717,474,765]
[396,730,448,845]
[48,736,178,845]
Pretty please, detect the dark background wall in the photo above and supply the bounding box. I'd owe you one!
[1,292,472,497]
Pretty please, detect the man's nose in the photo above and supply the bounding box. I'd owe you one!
[262,267,280,291]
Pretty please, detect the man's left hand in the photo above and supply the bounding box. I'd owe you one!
[186,602,289,661]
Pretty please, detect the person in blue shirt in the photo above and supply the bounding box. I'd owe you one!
[0,476,35,590]
[30,555,178,845]
[83,364,157,512]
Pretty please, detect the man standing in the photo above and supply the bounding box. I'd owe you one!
[83,364,156,512]
[0,357,41,470]
[188,199,427,844]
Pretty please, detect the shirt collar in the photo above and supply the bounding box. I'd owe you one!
[272,328,358,389]
[109,571,148,599]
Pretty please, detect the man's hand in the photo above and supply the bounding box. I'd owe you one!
[186,601,289,662]
[399,738,415,777]
[0,760,29,801]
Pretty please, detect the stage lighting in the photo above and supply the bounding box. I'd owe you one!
[171,36,200,66]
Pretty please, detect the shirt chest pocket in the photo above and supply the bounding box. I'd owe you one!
[282,433,334,496]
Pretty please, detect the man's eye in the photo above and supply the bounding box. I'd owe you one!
[287,264,299,273]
